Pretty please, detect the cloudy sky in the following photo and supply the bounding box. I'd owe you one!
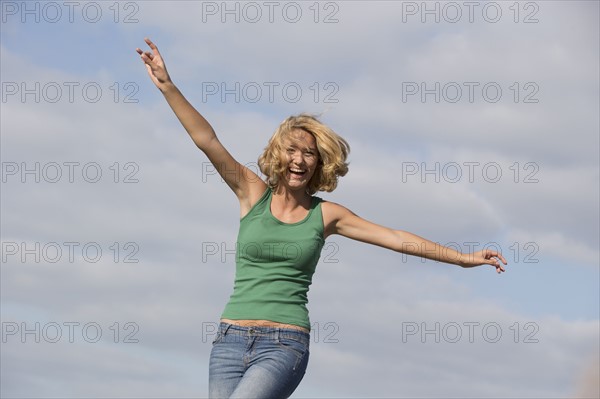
[1,0,598,397]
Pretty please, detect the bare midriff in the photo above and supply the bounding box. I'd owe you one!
[220,318,309,333]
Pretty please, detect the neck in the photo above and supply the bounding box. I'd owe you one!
[272,185,311,209]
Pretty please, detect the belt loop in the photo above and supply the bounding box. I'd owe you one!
[222,323,231,336]
[275,328,280,342]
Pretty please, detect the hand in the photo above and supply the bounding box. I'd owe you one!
[136,37,172,91]
[460,249,507,274]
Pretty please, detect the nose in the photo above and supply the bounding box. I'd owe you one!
[290,150,305,165]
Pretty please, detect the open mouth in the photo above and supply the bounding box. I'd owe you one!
[288,167,307,178]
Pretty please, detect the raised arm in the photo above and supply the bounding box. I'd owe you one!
[136,38,266,211]
[322,201,507,273]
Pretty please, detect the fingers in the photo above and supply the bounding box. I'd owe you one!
[496,262,505,273]
[488,257,505,273]
[485,249,508,265]
[141,51,154,61]
[137,38,163,66]
[136,49,156,68]
[144,37,159,52]
[135,37,159,57]
[479,250,506,273]
[498,252,508,265]
[463,250,506,273]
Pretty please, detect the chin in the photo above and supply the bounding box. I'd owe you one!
[284,177,307,190]
[288,182,307,191]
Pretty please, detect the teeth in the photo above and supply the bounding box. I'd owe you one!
[290,168,305,173]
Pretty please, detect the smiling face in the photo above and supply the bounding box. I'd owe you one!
[258,114,350,195]
[280,129,320,192]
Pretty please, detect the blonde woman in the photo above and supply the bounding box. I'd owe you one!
[136,38,507,398]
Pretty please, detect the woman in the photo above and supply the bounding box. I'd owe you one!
[136,37,507,398]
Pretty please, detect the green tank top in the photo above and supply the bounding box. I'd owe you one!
[220,187,325,330]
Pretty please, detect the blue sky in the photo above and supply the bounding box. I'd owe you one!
[1,1,599,398]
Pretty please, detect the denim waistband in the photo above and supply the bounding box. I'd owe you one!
[218,322,310,345]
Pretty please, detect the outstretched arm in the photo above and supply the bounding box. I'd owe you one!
[135,38,266,208]
[136,38,215,148]
[322,202,507,273]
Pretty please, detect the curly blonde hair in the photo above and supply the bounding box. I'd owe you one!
[258,114,350,195]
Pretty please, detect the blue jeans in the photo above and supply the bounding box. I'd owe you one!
[209,322,310,398]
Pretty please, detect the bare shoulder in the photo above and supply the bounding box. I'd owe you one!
[320,200,354,239]
[321,200,398,250]
[321,200,350,219]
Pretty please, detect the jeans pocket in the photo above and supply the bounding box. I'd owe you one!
[277,336,309,358]
[277,336,309,373]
